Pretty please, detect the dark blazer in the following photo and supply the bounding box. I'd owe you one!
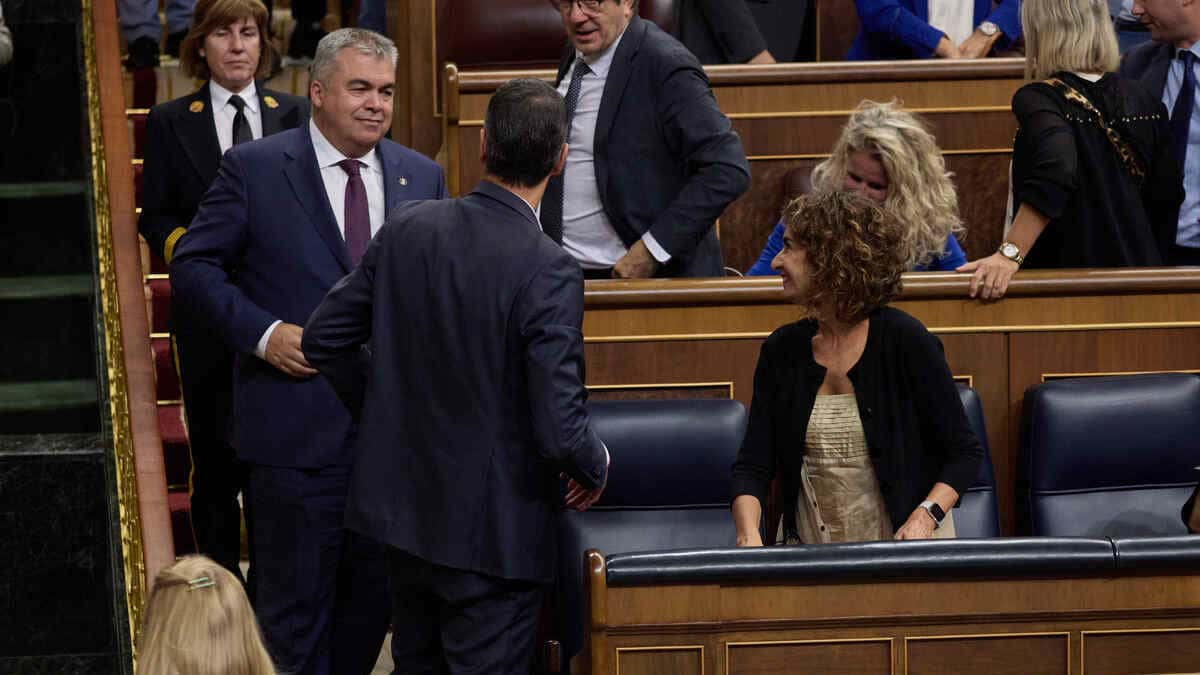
[731,306,984,539]
[1120,39,1172,99]
[674,0,768,64]
[138,82,308,263]
[555,16,750,277]
[169,124,448,468]
[848,0,1022,60]
[302,181,609,582]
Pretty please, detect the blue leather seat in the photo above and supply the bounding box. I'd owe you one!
[955,384,1001,538]
[550,398,747,671]
[1019,373,1200,537]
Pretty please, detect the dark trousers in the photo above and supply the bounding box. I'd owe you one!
[248,465,391,675]
[388,548,543,675]
[172,321,244,581]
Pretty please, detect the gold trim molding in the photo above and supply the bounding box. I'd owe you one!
[84,0,146,650]
[904,631,1070,675]
[1042,369,1200,382]
[1080,627,1200,674]
[588,381,735,399]
[728,637,894,675]
[727,105,1012,120]
[615,645,705,675]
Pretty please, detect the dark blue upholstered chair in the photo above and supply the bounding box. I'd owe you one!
[1018,373,1200,537]
[955,384,1001,538]
[550,398,747,671]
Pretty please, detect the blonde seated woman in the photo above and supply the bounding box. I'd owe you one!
[137,555,275,675]
[747,100,966,276]
[732,191,984,546]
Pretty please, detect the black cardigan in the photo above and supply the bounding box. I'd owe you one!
[731,306,984,540]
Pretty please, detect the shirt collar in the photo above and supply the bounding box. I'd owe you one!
[309,118,384,175]
[1180,43,1200,61]
[574,23,629,79]
[210,80,259,114]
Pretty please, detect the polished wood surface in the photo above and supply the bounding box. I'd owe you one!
[95,0,176,586]
[582,269,1200,534]
[582,550,1200,675]
[443,59,1025,270]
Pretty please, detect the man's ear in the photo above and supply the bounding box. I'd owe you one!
[551,143,568,177]
[479,128,487,164]
[309,78,323,108]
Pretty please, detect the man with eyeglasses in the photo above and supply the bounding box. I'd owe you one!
[543,0,750,279]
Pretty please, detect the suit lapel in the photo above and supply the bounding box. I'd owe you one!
[593,17,645,215]
[1149,43,1173,99]
[258,83,285,137]
[378,140,412,217]
[172,85,222,185]
[283,126,353,274]
[594,17,643,160]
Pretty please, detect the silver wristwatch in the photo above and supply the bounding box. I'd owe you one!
[978,20,999,37]
[998,241,1024,265]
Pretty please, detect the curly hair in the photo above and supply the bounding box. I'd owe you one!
[782,191,906,324]
[810,100,963,270]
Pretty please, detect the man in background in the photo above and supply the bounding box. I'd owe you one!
[545,0,750,278]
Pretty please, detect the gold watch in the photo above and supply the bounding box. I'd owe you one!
[998,241,1024,265]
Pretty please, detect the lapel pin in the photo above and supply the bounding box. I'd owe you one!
[398,177,408,186]
[263,95,279,109]
[189,101,204,113]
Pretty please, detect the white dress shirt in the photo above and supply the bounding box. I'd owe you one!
[210,80,263,155]
[554,28,671,269]
[927,0,975,47]
[254,119,387,358]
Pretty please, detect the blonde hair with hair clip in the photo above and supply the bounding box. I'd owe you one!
[810,100,963,270]
[136,556,275,675]
[1021,0,1120,81]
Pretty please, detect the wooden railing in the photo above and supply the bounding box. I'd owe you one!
[90,0,175,604]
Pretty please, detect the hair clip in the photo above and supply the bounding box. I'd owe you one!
[187,576,215,591]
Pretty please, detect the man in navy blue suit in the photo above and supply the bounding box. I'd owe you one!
[546,0,750,278]
[169,28,447,675]
[302,78,610,673]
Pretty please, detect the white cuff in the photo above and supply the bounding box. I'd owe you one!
[255,320,282,359]
[641,232,671,264]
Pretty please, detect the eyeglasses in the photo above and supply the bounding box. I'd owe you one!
[554,0,605,15]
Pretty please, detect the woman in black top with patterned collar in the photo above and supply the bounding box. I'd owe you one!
[959,0,1183,300]
[731,191,983,546]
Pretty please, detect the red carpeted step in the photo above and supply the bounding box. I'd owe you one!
[168,491,197,555]
[158,402,191,489]
[129,111,148,160]
[152,335,180,401]
[148,277,171,333]
[133,162,143,207]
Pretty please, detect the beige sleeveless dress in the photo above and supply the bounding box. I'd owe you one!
[780,394,955,544]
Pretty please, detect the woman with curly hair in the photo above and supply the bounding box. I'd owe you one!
[136,555,275,675]
[959,0,1183,299]
[747,100,966,275]
[732,191,984,545]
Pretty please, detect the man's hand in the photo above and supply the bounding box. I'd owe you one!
[959,29,1000,59]
[894,506,937,540]
[264,322,318,378]
[957,253,1019,300]
[563,460,609,512]
[612,240,660,279]
[747,49,776,65]
[935,36,963,59]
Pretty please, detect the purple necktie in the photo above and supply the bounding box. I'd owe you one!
[338,159,370,264]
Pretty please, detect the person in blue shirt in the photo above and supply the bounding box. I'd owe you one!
[848,0,1022,60]
[748,100,967,276]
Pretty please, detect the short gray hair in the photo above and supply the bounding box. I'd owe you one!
[310,28,398,83]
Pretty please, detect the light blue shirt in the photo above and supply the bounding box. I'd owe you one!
[1162,43,1200,248]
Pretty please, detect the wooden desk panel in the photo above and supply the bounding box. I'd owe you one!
[582,270,1200,534]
